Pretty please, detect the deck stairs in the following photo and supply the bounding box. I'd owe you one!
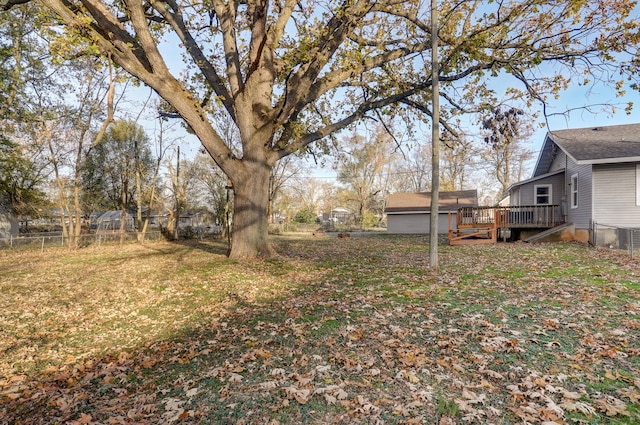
[447,209,502,246]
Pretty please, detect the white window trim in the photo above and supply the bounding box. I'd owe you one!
[534,184,552,206]
[570,174,578,209]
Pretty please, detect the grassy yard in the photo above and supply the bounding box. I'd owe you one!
[0,234,639,424]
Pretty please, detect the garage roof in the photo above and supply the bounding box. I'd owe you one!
[385,190,478,213]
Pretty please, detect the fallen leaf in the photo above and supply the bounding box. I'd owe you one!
[595,396,630,416]
[228,373,243,383]
[560,401,597,416]
[282,386,311,404]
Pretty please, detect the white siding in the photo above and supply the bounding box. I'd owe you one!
[593,163,640,228]
[387,212,454,234]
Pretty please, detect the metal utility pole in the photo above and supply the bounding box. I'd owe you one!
[173,145,180,240]
[429,0,440,269]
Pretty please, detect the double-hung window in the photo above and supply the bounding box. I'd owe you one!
[534,184,552,205]
[570,174,578,209]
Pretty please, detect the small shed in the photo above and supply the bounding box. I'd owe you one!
[0,195,18,242]
[384,190,478,234]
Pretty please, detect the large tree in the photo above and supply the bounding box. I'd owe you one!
[0,3,54,223]
[481,106,535,199]
[3,0,639,257]
[393,143,432,193]
[0,137,49,224]
[82,119,154,216]
[336,129,394,227]
[44,58,118,248]
[440,132,476,192]
[0,2,47,121]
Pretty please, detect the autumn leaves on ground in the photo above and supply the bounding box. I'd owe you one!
[1,235,639,424]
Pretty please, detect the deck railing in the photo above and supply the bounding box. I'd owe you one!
[457,205,562,229]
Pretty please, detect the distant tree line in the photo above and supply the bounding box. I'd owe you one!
[2,0,637,255]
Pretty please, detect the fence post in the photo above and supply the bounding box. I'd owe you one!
[41,236,45,252]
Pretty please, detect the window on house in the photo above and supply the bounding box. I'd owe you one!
[571,174,578,209]
[534,184,552,205]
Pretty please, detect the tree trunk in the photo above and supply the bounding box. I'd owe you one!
[135,135,144,242]
[120,180,127,244]
[228,160,276,259]
[71,179,82,249]
[140,155,162,240]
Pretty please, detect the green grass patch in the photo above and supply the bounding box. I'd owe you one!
[1,236,639,424]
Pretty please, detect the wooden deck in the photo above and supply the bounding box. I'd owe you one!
[449,205,563,245]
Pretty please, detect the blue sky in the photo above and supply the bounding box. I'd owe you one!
[530,79,640,152]
[122,3,640,182]
[126,62,640,183]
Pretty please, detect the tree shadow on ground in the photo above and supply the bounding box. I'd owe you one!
[0,268,343,424]
[0,235,408,424]
[173,238,229,256]
[5,236,637,424]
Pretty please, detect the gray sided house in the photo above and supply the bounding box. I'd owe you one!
[508,123,640,242]
[385,190,478,234]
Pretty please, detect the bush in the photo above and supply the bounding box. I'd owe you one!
[292,208,316,224]
[359,211,379,228]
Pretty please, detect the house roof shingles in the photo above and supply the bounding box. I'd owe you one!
[385,190,478,213]
[548,123,640,163]
[532,123,640,177]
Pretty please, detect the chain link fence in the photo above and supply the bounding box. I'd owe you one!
[591,222,640,258]
[0,231,166,251]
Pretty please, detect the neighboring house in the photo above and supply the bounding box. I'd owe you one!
[177,210,208,228]
[508,123,640,242]
[138,209,213,233]
[139,210,169,229]
[0,195,18,242]
[385,190,478,234]
[321,207,354,225]
[137,209,200,229]
[94,210,135,232]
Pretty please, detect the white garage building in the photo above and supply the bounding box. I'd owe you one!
[384,190,478,234]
